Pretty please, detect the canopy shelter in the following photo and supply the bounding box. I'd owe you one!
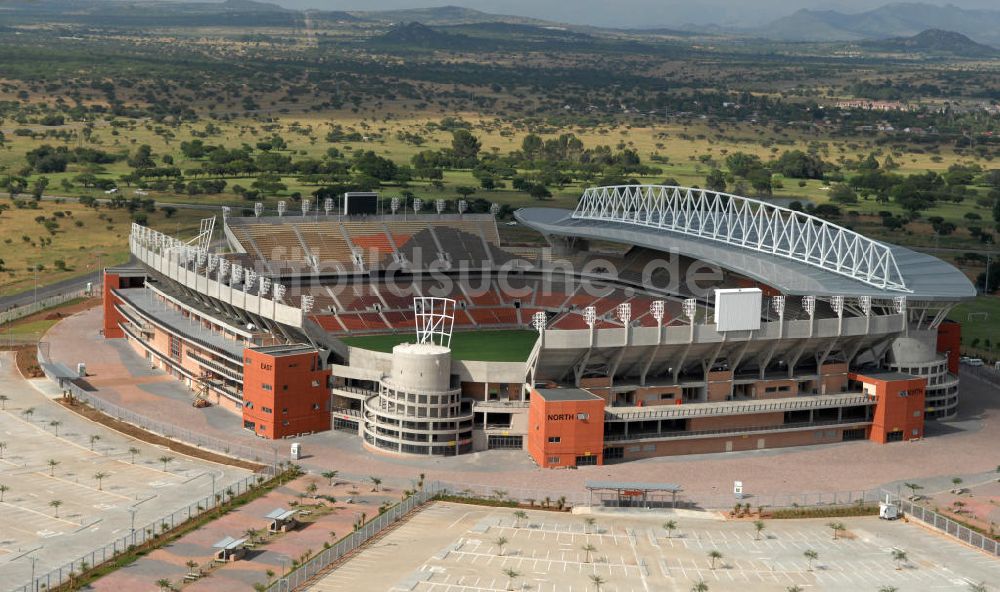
[585,480,683,508]
[265,507,299,533]
[212,536,248,562]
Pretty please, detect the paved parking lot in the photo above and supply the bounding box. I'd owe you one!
[0,353,251,588]
[309,502,1000,592]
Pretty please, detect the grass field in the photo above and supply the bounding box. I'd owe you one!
[341,329,538,362]
[948,295,1000,357]
[0,200,207,296]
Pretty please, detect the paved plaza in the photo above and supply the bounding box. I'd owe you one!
[310,502,1000,592]
[0,352,250,588]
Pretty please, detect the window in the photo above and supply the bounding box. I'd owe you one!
[547,456,560,464]
[548,436,561,443]
[262,406,273,414]
[312,403,321,410]
[913,410,921,417]
[282,408,288,414]
[283,385,288,391]
[261,383,273,391]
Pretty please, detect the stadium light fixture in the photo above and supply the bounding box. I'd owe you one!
[301,295,315,314]
[458,199,468,215]
[490,203,500,216]
[273,283,286,301]
[254,202,263,218]
[583,306,597,328]
[218,258,230,278]
[301,198,310,216]
[324,197,333,216]
[244,269,257,292]
[390,197,400,215]
[893,295,906,315]
[617,302,631,325]
[259,276,271,296]
[277,201,287,217]
[831,295,845,316]
[682,298,697,323]
[436,199,446,215]
[221,206,230,219]
[413,198,423,214]
[802,295,816,317]
[771,295,785,316]
[231,264,243,285]
[650,300,665,323]
[858,295,872,316]
[532,311,546,332]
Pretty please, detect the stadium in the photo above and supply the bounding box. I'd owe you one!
[103,185,976,468]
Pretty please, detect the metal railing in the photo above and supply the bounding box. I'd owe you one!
[266,485,439,591]
[885,491,999,556]
[10,468,279,592]
[607,393,873,421]
[1,288,91,324]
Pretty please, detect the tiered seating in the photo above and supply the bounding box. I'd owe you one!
[312,315,345,332]
[296,223,354,266]
[466,289,501,306]
[534,291,572,308]
[335,313,389,332]
[342,222,396,269]
[383,311,415,327]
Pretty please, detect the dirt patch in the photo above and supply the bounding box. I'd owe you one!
[16,296,100,326]
[12,344,44,378]
[57,395,265,472]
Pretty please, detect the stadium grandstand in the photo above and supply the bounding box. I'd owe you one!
[103,185,975,466]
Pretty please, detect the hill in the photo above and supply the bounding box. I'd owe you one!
[349,5,551,27]
[372,21,478,50]
[755,3,1000,47]
[863,29,999,57]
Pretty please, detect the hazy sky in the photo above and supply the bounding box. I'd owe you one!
[274,0,1000,27]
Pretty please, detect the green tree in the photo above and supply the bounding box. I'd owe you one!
[93,472,109,491]
[581,543,597,563]
[129,447,141,463]
[663,520,677,538]
[705,169,727,192]
[589,574,606,592]
[451,129,482,162]
[0,484,9,502]
[513,510,528,528]
[803,549,818,571]
[495,536,508,556]
[891,548,907,570]
[753,520,766,541]
[47,458,60,476]
[708,549,723,569]
[50,499,63,517]
[502,568,521,591]
[159,455,175,472]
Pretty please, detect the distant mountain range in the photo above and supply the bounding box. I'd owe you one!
[862,28,999,57]
[751,3,1000,47]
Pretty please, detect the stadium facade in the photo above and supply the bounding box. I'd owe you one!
[102,186,975,467]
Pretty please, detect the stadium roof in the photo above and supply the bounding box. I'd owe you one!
[516,205,975,302]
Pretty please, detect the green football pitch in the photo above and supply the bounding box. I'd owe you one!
[340,329,538,362]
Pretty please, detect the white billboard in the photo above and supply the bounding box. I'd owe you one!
[714,288,763,332]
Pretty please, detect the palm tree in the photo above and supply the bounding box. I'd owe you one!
[878,587,898,592]
[185,560,199,574]
[93,472,108,491]
[158,455,174,472]
[321,470,338,485]
[502,568,521,591]
[584,516,597,533]
[708,549,723,570]
[0,483,9,502]
[89,434,101,451]
[753,520,766,541]
[803,549,818,571]
[581,543,597,563]
[589,574,606,592]
[128,447,141,464]
[245,528,261,544]
[827,521,845,540]
[662,520,677,538]
[47,458,60,476]
[306,482,318,497]
[0,441,6,459]
[967,582,987,592]
[787,587,803,592]
[49,420,62,436]
[155,578,172,592]
[690,582,709,592]
[494,536,508,556]
[891,549,907,570]
[370,476,382,491]
[49,499,63,518]
[0,394,8,409]
[903,482,923,499]
[21,407,34,419]
[513,510,528,528]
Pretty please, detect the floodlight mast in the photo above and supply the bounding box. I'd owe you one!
[413,297,456,349]
[254,202,263,218]
[436,199,446,215]
[277,201,287,217]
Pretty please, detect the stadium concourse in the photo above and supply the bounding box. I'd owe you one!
[44,305,1000,503]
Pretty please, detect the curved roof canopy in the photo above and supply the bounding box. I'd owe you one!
[516,185,975,302]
